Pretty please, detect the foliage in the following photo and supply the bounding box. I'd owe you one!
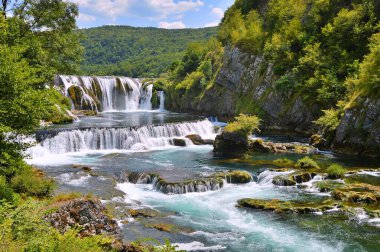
[0,0,83,181]
[0,176,19,204]
[350,32,380,96]
[79,26,217,77]
[326,164,346,178]
[224,114,261,136]
[313,108,341,132]
[128,238,184,252]
[11,167,55,198]
[0,200,115,252]
[295,157,320,169]
[165,0,380,121]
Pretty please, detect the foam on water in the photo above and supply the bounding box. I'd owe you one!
[116,181,343,252]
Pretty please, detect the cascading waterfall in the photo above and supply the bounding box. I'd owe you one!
[29,119,215,157]
[158,91,165,111]
[57,75,153,112]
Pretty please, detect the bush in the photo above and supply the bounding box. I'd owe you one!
[11,167,55,198]
[224,114,261,136]
[295,157,320,169]
[313,109,341,132]
[0,176,19,204]
[0,200,114,252]
[326,164,346,178]
[273,158,294,167]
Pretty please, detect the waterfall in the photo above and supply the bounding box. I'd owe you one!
[57,75,153,112]
[151,176,223,194]
[158,91,165,111]
[29,119,215,157]
[140,84,153,110]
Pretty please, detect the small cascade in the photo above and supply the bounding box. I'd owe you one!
[140,84,153,110]
[158,91,165,111]
[151,176,223,194]
[257,170,294,186]
[29,119,215,157]
[57,75,153,112]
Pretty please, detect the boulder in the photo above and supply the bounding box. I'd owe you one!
[45,198,120,238]
[309,134,327,149]
[213,131,249,157]
[171,138,187,146]
[272,176,296,186]
[186,134,203,145]
[216,170,252,183]
[250,139,275,153]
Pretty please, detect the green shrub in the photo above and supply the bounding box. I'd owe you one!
[11,167,55,198]
[0,176,19,204]
[313,109,341,132]
[273,158,294,167]
[295,157,320,169]
[326,164,346,178]
[224,114,261,136]
[0,200,115,252]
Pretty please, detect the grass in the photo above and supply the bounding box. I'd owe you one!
[273,158,294,167]
[295,157,320,169]
[326,164,346,178]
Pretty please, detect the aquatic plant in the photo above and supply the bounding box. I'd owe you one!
[326,164,346,179]
[273,158,294,167]
[295,157,320,169]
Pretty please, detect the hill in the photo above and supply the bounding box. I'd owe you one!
[79,25,217,77]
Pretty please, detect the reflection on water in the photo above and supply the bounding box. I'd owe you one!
[49,111,204,129]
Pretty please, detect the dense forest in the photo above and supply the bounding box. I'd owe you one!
[163,0,380,156]
[79,26,217,77]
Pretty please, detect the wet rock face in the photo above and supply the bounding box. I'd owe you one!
[272,176,296,186]
[116,171,152,184]
[45,198,120,238]
[333,97,380,157]
[272,172,317,186]
[186,134,214,145]
[171,138,187,146]
[213,131,249,157]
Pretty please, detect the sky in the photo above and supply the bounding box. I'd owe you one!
[72,0,235,29]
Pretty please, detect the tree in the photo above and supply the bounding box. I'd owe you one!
[0,1,82,179]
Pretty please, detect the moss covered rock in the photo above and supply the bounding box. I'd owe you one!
[237,198,338,214]
[332,183,380,204]
[215,170,252,183]
[213,131,250,157]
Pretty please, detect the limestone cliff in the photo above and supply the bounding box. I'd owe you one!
[332,96,380,157]
[167,46,321,134]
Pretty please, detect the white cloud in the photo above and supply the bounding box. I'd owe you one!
[204,21,219,27]
[78,13,96,22]
[211,7,224,19]
[73,0,204,21]
[159,21,186,29]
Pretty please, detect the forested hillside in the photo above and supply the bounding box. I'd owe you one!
[162,0,380,156]
[80,26,217,77]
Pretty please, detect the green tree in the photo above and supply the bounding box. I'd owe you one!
[0,1,82,181]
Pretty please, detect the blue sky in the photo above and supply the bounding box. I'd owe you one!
[73,0,235,29]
